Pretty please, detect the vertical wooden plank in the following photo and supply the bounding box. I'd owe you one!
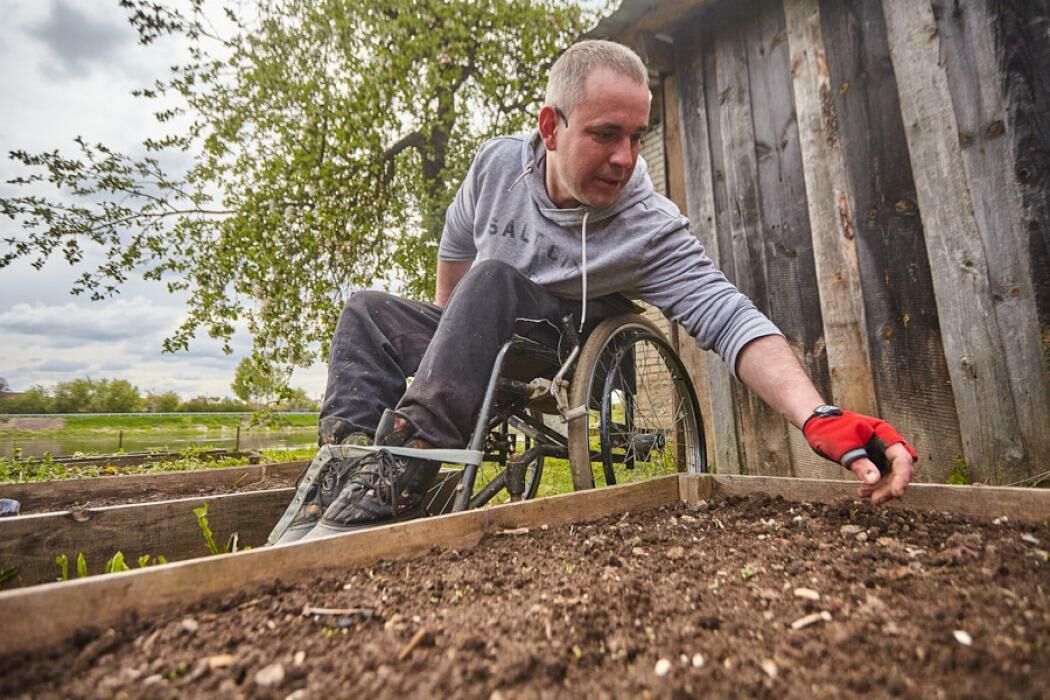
[744,0,838,480]
[783,0,878,418]
[934,0,1050,478]
[997,0,1050,362]
[663,72,719,469]
[818,0,964,483]
[881,0,1028,484]
[672,29,743,475]
[713,3,794,477]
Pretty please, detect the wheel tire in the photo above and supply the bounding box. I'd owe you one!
[567,314,706,490]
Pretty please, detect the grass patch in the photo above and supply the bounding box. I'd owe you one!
[0,412,319,437]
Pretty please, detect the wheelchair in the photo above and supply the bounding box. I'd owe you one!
[420,301,708,515]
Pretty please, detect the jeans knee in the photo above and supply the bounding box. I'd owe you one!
[343,289,394,318]
[458,259,524,292]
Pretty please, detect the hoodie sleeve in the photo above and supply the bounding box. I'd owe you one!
[634,215,782,378]
[438,148,483,261]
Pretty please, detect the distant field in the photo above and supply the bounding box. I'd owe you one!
[0,413,319,436]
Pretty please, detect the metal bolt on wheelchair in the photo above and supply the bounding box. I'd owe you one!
[420,304,708,516]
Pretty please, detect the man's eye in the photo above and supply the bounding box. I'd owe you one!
[630,133,643,145]
[594,131,616,143]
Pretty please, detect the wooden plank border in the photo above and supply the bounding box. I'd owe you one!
[0,489,294,587]
[680,473,1050,522]
[1,461,307,512]
[0,476,681,657]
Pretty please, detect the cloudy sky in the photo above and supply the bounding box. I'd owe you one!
[0,0,327,399]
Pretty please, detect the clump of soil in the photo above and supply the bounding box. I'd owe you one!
[3,494,1048,698]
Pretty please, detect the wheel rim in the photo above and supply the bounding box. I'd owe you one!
[586,326,705,487]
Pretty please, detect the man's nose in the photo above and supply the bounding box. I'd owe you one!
[609,137,634,169]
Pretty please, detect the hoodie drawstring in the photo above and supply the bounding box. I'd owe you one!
[508,165,533,191]
[579,209,590,334]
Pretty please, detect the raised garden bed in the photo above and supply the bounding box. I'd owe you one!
[0,461,306,514]
[0,475,1047,697]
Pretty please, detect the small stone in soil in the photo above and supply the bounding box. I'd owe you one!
[953,630,973,646]
[655,658,672,677]
[791,611,832,630]
[180,618,199,634]
[761,659,778,679]
[1021,534,1041,546]
[840,525,863,535]
[692,654,705,668]
[793,587,820,601]
[205,655,234,669]
[254,663,285,688]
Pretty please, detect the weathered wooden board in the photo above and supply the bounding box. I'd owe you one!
[998,0,1050,355]
[681,473,1050,522]
[934,0,1050,476]
[817,0,963,482]
[712,2,794,477]
[0,476,682,657]
[663,72,719,468]
[744,0,836,480]
[0,461,307,513]
[672,27,742,475]
[783,0,876,427]
[0,489,294,588]
[882,0,1028,484]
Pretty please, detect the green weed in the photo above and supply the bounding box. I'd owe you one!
[193,503,243,554]
[947,456,971,485]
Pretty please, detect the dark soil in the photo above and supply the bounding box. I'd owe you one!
[3,494,1048,698]
[14,477,297,515]
[59,477,297,512]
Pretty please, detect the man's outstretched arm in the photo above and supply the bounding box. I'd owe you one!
[435,259,473,307]
[735,334,915,505]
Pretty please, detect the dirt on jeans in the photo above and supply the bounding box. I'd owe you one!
[2,494,1048,699]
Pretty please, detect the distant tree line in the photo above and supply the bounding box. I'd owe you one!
[0,377,319,414]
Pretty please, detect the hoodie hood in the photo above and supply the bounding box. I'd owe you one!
[518,130,653,226]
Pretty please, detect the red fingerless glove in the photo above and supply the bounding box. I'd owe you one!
[802,410,918,475]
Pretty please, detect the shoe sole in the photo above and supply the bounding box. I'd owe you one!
[265,447,338,546]
[299,504,429,541]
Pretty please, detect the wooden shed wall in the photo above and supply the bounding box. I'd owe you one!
[638,0,1049,484]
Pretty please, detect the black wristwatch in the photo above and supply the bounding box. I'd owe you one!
[803,404,842,430]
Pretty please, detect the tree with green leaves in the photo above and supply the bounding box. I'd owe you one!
[231,354,287,407]
[2,0,594,372]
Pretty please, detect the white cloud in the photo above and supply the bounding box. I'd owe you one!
[0,296,176,342]
[0,1,327,401]
[26,0,133,80]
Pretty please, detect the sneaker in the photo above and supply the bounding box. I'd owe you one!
[302,412,440,539]
[266,433,370,545]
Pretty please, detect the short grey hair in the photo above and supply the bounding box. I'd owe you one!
[545,40,648,118]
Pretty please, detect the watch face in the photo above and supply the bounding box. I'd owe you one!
[813,405,843,418]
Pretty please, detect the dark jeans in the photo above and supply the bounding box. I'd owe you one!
[319,260,621,448]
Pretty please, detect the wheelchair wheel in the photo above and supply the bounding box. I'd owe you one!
[566,315,706,490]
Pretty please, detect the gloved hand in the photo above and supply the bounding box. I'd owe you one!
[802,408,918,476]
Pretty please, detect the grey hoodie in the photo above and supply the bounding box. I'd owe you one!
[439,131,782,376]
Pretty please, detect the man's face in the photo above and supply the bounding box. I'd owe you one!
[541,67,651,209]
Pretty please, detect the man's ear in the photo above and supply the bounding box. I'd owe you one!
[538,105,560,150]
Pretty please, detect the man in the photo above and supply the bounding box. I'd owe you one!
[268,40,916,545]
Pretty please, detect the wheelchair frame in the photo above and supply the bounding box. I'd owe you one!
[435,312,708,515]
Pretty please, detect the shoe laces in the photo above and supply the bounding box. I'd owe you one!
[344,450,404,511]
[320,455,366,494]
